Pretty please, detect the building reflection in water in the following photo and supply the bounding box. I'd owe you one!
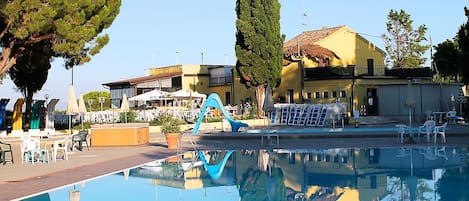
[26,146,469,201]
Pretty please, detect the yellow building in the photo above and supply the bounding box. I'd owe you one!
[279,25,432,115]
[103,64,236,108]
[104,25,434,115]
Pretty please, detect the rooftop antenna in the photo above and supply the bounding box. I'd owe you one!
[291,0,308,61]
[302,12,308,32]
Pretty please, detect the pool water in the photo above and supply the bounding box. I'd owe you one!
[23,146,469,201]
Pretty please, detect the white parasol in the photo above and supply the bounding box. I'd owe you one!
[67,85,79,134]
[120,94,130,122]
[78,94,87,130]
[405,81,416,141]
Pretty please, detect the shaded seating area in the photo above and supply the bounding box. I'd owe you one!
[396,120,448,144]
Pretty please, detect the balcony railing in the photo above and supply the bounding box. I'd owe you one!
[304,66,433,80]
[210,76,233,86]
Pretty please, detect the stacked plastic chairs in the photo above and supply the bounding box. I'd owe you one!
[270,103,335,127]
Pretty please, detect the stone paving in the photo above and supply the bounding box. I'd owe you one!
[0,120,468,201]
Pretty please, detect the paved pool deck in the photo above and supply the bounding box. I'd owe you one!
[0,121,468,201]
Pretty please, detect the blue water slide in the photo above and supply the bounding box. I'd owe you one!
[192,93,248,134]
[198,150,234,180]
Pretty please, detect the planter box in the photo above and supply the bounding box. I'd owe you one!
[90,123,149,146]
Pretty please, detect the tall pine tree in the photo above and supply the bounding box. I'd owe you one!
[0,0,121,75]
[382,9,429,68]
[235,0,284,116]
[458,7,469,84]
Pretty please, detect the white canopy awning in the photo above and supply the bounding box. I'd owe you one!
[129,89,171,102]
[169,89,206,99]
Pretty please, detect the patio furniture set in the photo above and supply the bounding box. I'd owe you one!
[0,130,89,165]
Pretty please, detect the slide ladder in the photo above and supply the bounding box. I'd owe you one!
[198,150,234,180]
[192,93,248,134]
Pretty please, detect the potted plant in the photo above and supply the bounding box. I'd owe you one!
[160,116,182,149]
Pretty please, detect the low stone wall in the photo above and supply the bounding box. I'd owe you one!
[90,123,149,146]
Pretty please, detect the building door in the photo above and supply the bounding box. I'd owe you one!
[367,59,374,76]
[366,88,378,115]
[225,92,231,105]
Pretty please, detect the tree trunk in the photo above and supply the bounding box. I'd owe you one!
[256,84,266,118]
[24,89,34,131]
[0,46,17,75]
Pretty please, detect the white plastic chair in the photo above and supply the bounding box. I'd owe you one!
[418,120,436,142]
[52,139,69,162]
[21,138,41,164]
[396,124,410,143]
[433,122,448,144]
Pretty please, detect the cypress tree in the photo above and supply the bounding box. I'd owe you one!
[235,0,284,116]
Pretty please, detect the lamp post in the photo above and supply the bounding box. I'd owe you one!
[98,97,106,111]
[88,99,94,112]
[201,51,204,64]
[44,94,49,105]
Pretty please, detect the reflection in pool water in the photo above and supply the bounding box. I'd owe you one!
[23,146,469,201]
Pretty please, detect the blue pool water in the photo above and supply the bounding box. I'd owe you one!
[23,146,469,201]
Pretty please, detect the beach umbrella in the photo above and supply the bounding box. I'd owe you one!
[67,85,79,115]
[120,94,130,122]
[263,83,275,128]
[78,94,87,130]
[67,85,79,134]
[405,81,416,130]
[263,83,275,114]
[456,87,467,115]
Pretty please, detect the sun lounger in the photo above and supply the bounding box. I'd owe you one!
[316,107,328,127]
[290,104,304,125]
[270,105,281,125]
[298,105,312,125]
[305,106,320,127]
[287,104,299,125]
[280,105,289,125]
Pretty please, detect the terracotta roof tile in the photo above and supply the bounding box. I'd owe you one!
[284,44,338,60]
[284,25,345,48]
[283,26,344,62]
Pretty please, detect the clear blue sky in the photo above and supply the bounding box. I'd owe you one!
[1,0,467,110]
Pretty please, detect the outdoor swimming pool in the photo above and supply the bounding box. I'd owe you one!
[22,146,469,201]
